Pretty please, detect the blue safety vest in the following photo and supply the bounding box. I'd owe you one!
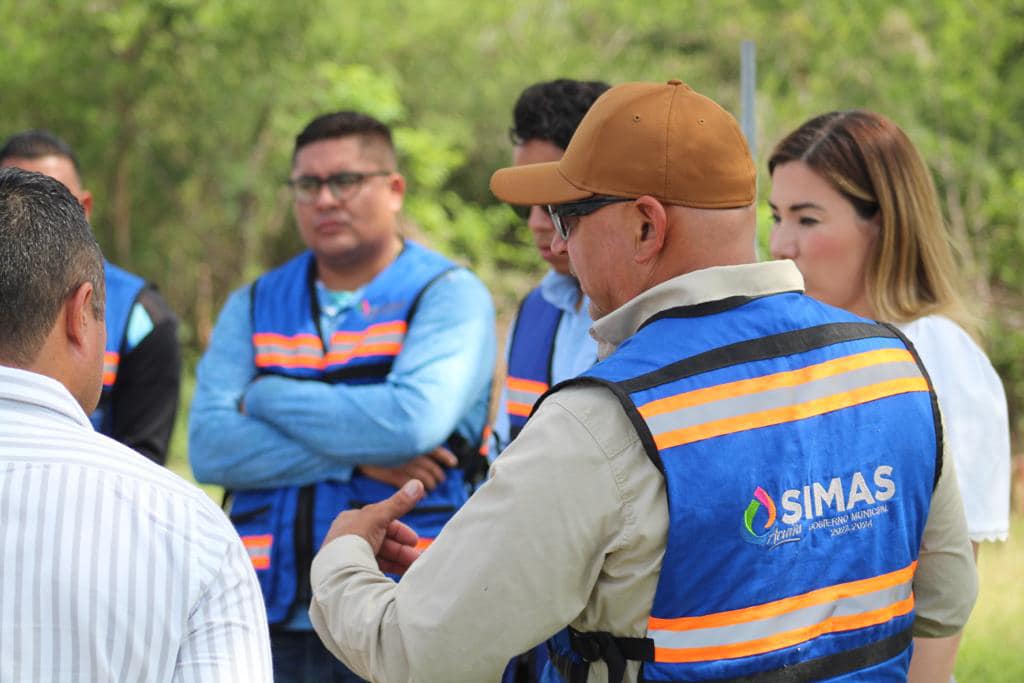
[504,287,563,443]
[90,261,147,435]
[230,241,486,625]
[543,292,940,682]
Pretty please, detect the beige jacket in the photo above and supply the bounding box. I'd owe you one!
[309,261,977,682]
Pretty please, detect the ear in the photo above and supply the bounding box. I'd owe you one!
[78,189,94,221]
[387,172,406,212]
[64,281,98,350]
[632,196,668,263]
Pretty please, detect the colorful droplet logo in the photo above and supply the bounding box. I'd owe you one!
[742,486,777,544]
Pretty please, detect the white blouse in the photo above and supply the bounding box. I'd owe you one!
[898,315,1011,542]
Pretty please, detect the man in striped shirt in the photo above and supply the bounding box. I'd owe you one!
[0,167,272,681]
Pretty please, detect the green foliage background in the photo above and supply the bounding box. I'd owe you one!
[3,1,1024,677]
[4,1,1023,415]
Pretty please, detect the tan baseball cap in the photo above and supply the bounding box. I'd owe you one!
[491,80,756,208]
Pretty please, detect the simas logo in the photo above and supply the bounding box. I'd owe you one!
[742,466,897,549]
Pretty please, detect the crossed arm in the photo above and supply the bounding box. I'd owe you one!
[189,270,495,490]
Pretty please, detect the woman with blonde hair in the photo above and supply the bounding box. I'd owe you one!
[768,109,1010,679]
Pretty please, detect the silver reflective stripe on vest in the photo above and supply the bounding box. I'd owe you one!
[507,387,544,407]
[648,580,912,651]
[642,355,921,442]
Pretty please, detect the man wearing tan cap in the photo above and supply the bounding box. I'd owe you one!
[308,81,976,682]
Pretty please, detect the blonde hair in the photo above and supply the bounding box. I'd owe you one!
[769,110,968,329]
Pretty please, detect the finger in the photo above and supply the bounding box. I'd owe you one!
[379,537,422,566]
[427,446,458,468]
[378,540,421,577]
[385,518,419,548]
[414,456,446,483]
[378,559,414,575]
[406,460,443,490]
[369,479,425,522]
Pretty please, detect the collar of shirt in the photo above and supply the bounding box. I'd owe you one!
[315,281,364,331]
[539,270,586,314]
[0,365,92,428]
[590,260,805,360]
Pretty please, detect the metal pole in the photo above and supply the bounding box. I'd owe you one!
[740,40,757,159]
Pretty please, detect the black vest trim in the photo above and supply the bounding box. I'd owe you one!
[617,322,898,395]
[535,376,665,476]
[654,626,913,683]
[880,322,944,491]
[637,292,800,330]
[406,266,458,324]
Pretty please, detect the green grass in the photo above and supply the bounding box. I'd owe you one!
[955,514,1024,681]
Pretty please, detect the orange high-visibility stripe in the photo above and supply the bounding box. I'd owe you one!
[252,332,322,350]
[330,320,407,343]
[241,534,273,570]
[506,401,535,417]
[648,562,917,632]
[253,352,324,368]
[415,538,434,552]
[256,344,403,369]
[653,377,929,450]
[653,595,915,663]
[505,378,548,395]
[506,376,549,395]
[324,342,402,364]
[102,351,120,386]
[639,349,914,419]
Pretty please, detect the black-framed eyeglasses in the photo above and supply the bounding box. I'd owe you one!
[287,170,392,204]
[508,203,532,220]
[546,196,633,240]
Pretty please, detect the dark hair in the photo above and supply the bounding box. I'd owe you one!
[0,167,104,365]
[510,79,611,150]
[293,111,396,167]
[0,129,82,181]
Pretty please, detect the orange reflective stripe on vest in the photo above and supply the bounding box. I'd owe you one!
[241,534,273,570]
[505,376,549,417]
[648,561,917,663]
[102,351,120,388]
[253,321,407,370]
[639,348,928,450]
[325,320,406,364]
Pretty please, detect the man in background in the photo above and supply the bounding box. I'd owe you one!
[189,110,495,681]
[0,130,181,465]
[493,78,609,683]
[0,167,272,681]
[493,78,609,459]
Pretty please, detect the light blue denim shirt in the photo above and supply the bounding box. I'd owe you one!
[491,270,598,458]
[188,267,496,491]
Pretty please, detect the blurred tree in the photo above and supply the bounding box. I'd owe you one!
[1,0,1021,437]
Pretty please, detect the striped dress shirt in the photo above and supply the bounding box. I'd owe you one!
[0,366,272,682]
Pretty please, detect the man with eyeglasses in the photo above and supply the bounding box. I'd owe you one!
[492,80,609,470]
[189,111,495,682]
[307,82,976,682]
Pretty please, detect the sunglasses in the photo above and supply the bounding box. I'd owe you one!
[546,196,633,240]
[287,170,392,204]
